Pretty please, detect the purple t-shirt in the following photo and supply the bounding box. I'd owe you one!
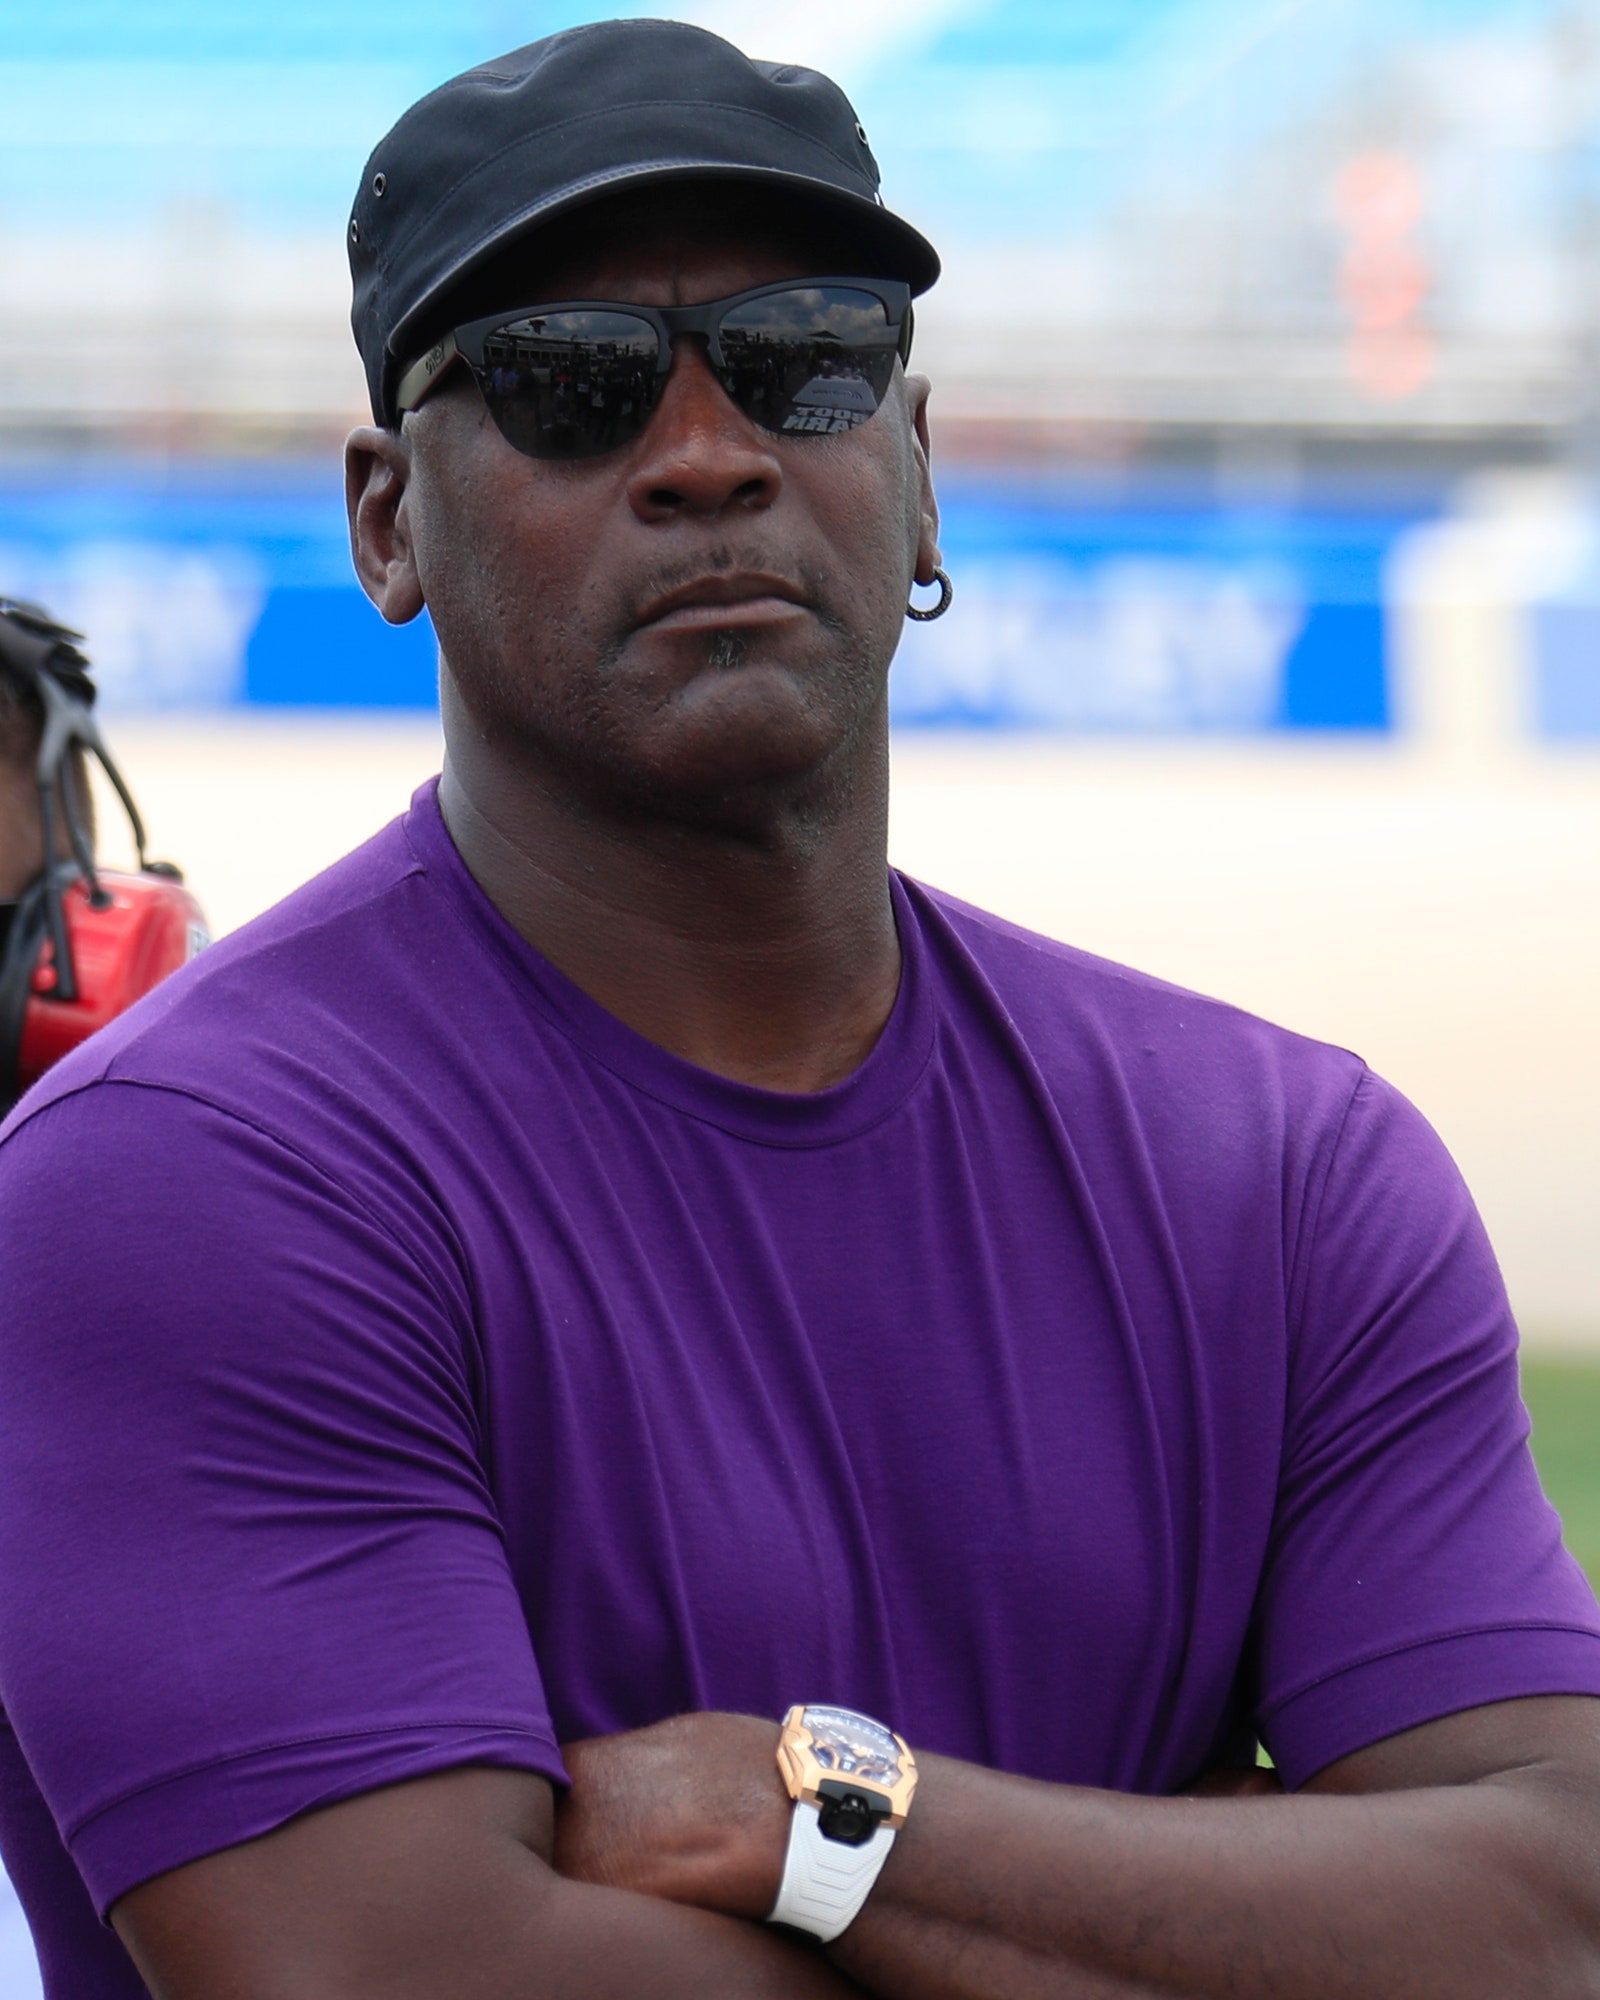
[2,780,1598,1997]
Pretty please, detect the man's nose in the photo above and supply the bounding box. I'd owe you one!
[625,338,782,522]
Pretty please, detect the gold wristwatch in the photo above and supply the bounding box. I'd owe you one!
[767,1704,917,1941]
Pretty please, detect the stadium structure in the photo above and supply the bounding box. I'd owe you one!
[0,1,1598,739]
[2,0,1600,466]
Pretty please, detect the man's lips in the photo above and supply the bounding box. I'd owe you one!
[633,573,810,634]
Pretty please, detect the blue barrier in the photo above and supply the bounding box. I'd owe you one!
[0,460,1424,730]
[1532,594,1600,739]
[895,481,1409,731]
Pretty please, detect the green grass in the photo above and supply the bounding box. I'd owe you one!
[1521,1356,1600,1591]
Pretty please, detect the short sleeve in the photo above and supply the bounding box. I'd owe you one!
[0,1081,564,1917]
[1255,1067,1600,1787]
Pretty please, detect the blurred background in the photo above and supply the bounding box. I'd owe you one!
[1,0,1599,1987]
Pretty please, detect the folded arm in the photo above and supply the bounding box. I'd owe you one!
[112,1766,862,2000]
[552,1696,1600,2000]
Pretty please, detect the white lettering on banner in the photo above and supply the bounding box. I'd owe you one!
[892,556,1308,730]
[0,542,265,710]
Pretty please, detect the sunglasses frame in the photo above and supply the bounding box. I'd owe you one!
[395,276,915,455]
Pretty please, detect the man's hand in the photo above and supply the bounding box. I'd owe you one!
[556,1711,790,1918]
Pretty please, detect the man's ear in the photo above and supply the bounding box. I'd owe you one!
[905,373,943,587]
[346,426,426,626]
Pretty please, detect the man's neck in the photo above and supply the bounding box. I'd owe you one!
[436,736,901,1096]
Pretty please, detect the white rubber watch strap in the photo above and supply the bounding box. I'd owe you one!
[768,1799,896,1942]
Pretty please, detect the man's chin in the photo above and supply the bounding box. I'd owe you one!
[449,635,887,827]
[600,672,885,832]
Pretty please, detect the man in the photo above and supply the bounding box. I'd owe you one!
[1,21,1598,1999]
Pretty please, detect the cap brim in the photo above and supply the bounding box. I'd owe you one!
[383,160,939,423]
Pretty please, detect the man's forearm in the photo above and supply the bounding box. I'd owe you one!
[508,1871,864,2000]
[115,1767,862,2000]
[829,1745,1600,2000]
[552,1706,1600,2000]
[130,1870,856,2000]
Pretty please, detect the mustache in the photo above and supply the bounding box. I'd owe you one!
[626,548,848,637]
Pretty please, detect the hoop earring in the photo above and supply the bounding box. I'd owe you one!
[906,567,953,622]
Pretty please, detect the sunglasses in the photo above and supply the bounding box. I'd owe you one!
[395,277,914,462]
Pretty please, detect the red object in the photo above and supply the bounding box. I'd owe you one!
[16,870,209,1091]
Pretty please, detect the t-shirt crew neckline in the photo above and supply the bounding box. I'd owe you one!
[403,777,937,1149]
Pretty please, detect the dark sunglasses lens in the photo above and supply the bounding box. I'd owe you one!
[717,286,902,437]
[476,309,661,460]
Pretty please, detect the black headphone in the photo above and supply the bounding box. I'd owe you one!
[0,599,205,1114]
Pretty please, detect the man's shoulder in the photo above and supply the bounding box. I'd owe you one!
[913,876,1359,1066]
[906,875,1371,1146]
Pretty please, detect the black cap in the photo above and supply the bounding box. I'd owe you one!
[349,18,941,427]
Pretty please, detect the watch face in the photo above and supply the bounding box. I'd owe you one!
[801,1706,904,1790]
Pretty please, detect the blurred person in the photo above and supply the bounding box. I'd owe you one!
[2,21,1600,2000]
[0,600,95,898]
[0,599,206,1119]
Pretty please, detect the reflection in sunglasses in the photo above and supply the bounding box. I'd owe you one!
[446,280,909,461]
